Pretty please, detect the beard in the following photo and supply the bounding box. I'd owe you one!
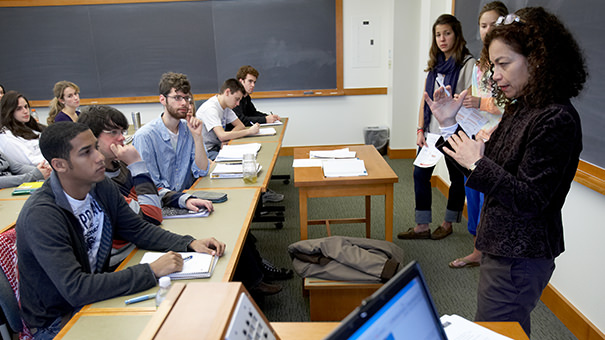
[166,103,187,119]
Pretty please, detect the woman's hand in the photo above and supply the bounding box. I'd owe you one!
[443,131,485,169]
[463,95,481,109]
[416,130,426,147]
[424,86,467,127]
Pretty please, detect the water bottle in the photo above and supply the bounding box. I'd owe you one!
[31,108,39,122]
[242,153,258,184]
[155,276,171,307]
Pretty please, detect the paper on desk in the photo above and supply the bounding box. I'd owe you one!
[440,314,513,340]
[322,159,367,177]
[215,143,262,162]
[292,159,323,167]
[255,127,277,136]
[260,120,283,126]
[310,148,356,159]
[413,133,443,168]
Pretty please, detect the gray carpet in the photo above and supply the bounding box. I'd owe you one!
[250,155,577,340]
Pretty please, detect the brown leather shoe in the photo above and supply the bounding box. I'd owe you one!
[431,226,453,240]
[250,281,282,296]
[397,228,431,239]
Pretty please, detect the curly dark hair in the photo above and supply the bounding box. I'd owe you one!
[158,72,191,97]
[481,7,587,109]
[236,65,259,81]
[426,14,471,71]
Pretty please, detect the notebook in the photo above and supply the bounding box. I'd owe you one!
[161,207,209,219]
[323,261,448,340]
[12,181,44,195]
[140,252,218,279]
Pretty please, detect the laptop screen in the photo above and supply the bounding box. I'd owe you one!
[324,261,448,340]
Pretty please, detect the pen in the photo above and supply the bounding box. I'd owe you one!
[435,78,451,97]
[182,255,193,262]
[125,293,156,305]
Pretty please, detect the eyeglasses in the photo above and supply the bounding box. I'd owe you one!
[165,95,192,103]
[496,14,523,26]
[102,129,128,137]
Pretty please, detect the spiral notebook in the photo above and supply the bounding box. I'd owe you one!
[140,252,218,279]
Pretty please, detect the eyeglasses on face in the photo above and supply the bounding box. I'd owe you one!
[496,14,523,26]
[165,95,192,103]
[102,129,128,137]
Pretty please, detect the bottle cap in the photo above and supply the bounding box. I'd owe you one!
[158,276,171,288]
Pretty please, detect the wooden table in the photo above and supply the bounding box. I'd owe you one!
[294,145,398,241]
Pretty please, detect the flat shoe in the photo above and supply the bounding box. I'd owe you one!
[397,228,431,239]
[448,257,480,268]
[431,226,452,240]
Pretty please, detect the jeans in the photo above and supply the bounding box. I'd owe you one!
[31,315,64,340]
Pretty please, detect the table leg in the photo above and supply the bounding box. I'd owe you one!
[385,185,394,242]
[299,189,309,240]
[365,196,371,238]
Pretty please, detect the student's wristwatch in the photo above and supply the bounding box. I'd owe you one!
[469,159,481,172]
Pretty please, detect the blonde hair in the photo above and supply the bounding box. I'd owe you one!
[48,80,80,125]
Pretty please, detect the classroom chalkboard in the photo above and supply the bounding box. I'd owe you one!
[0,0,336,100]
[454,0,604,170]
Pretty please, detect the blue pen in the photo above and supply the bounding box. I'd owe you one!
[125,293,156,305]
[182,255,193,262]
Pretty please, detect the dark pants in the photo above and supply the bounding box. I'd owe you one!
[232,233,264,289]
[475,253,555,337]
[413,155,466,223]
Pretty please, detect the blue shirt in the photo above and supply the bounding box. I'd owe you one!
[132,114,208,192]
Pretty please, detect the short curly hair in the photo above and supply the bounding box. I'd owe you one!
[481,7,587,109]
[158,72,191,97]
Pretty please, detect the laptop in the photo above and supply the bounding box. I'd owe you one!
[323,260,448,340]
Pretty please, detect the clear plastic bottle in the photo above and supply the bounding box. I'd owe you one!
[30,108,39,122]
[155,276,171,307]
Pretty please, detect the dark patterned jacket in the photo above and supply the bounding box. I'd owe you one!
[468,100,582,259]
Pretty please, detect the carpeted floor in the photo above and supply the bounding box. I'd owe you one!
[250,155,577,340]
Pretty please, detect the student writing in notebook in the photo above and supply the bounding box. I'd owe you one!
[232,65,281,126]
[196,78,260,161]
[15,122,225,339]
[78,105,214,269]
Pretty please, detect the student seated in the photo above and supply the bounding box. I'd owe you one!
[0,91,46,166]
[233,65,281,126]
[78,105,214,268]
[16,122,225,339]
[132,72,209,192]
[47,81,81,124]
[0,151,51,189]
[196,78,260,161]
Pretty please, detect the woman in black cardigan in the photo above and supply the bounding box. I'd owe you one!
[425,7,587,337]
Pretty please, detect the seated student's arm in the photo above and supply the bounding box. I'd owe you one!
[0,161,45,189]
[186,115,210,175]
[132,129,172,190]
[233,103,267,125]
[160,188,214,212]
[213,118,260,142]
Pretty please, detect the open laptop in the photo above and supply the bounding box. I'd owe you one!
[323,260,448,340]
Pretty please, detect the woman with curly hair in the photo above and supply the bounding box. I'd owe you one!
[398,14,475,241]
[48,80,81,124]
[425,7,587,336]
[0,91,46,165]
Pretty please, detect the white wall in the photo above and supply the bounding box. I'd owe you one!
[31,0,604,332]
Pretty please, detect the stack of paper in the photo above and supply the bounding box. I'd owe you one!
[215,143,262,162]
[260,120,283,126]
[140,252,218,279]
[310,148,356,159]
[322,159,368,177]
[440,314,513,340]
[210,163,262,179]
[255,127,277,136]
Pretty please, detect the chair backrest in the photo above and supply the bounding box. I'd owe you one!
[0,228,32,339]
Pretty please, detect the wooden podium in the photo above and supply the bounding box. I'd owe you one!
[138,282,280,340]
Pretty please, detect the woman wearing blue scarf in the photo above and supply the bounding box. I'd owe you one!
[398,14,474,240]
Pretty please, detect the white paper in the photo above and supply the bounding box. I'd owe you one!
[260,120,283,126]
[215,143,262,162]
[322,159,368,177]
[440,314,513,340]
[140,252,218,279]
[413,133,443,168]
[292,159,324,167]
[310,148,356,159]
[211,163,261,178]
[255,127,277,136]
[456,107,489,137]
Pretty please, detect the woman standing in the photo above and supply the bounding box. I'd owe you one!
[426,7,586,336]
[398,14,474,240]
[48,80,81,124]
[0,91,46,165]
[449,1,508,269]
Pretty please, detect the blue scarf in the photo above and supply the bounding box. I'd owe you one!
[423,53,469,130]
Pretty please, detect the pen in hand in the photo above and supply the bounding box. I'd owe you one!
[182,255,193,262]
[436,78,451,97]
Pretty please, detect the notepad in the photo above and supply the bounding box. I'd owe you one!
[140,252,218,279]
[310,148,356,159]
[215,143,262,162]
[210,163,262,179]
[260,120,283,126]
[12,181,44,196]
[255,127,277,136]
[161,207,210,219]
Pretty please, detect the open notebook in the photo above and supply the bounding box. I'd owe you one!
[140,252,218,279]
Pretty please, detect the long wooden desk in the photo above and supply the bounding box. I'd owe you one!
[0,189,29,233]
[294,145,398,241]
[80,187,260,313]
